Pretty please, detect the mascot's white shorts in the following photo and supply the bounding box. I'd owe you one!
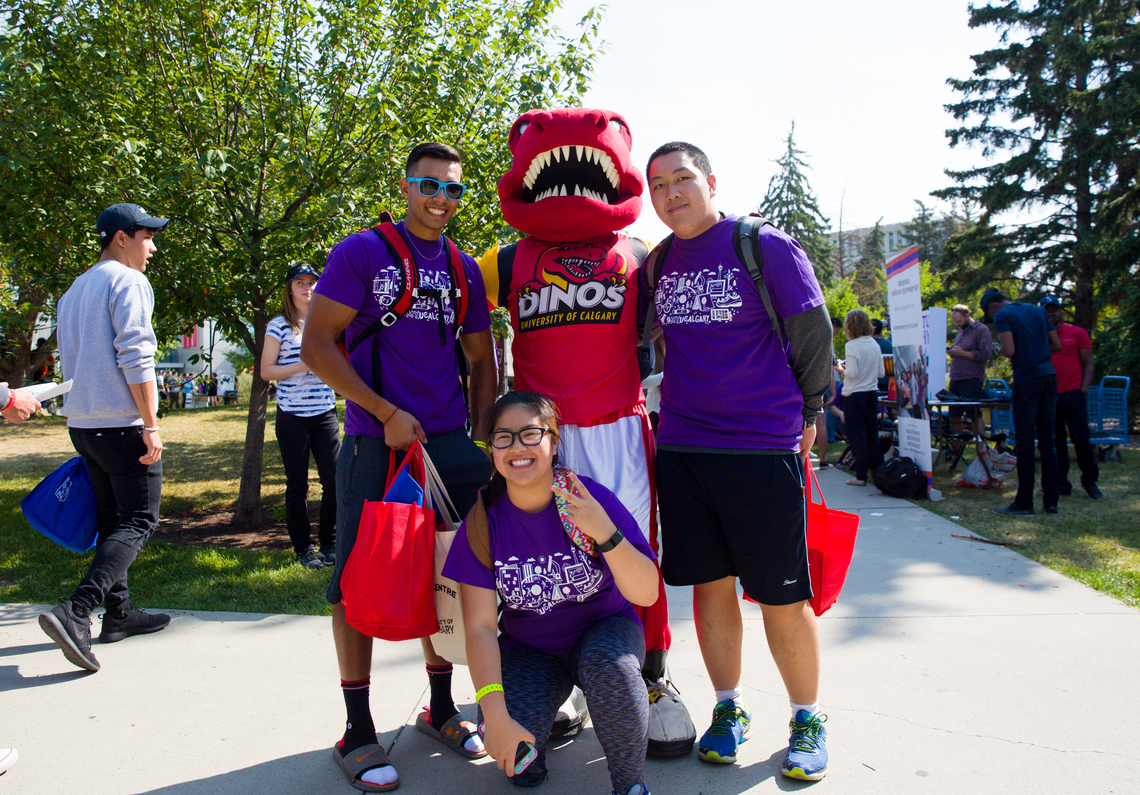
[557,403,656,547]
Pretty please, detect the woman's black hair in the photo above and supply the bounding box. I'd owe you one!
[481,391,561,510]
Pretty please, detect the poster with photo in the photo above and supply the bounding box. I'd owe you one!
[893,343,928,421]
[886,245,935,496]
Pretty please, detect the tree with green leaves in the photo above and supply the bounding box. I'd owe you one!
[852,220,886,310]
[936,0,1139,334]
[902,200,972,273]
[758,122,834,284]
[1,0,601,530]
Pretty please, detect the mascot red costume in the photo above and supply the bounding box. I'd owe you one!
[479,108,696,757]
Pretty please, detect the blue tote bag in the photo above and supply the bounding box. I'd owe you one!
[20,457,99,552]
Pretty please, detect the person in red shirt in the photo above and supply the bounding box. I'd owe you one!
[1039,296,1101,499]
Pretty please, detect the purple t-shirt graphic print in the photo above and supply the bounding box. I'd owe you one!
[639,215,824,451]
[442,476,655,655]
[314,221,491,438]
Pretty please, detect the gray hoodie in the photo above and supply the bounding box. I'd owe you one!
[57,259,157,428]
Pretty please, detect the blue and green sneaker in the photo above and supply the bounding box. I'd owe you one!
[697,699,751,764]
[782,710,828,780]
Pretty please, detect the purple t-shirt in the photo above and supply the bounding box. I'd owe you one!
[442,476,655,655]
[315,222,491,437]
[638,216,824,451]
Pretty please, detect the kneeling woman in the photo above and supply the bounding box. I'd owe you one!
[443,392,658,795]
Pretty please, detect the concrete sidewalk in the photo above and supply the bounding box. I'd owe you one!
[2,465,1137,794]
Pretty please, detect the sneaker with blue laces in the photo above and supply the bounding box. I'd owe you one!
[782,710,828,780]
[697,699,750,764]
[612,783,650,795]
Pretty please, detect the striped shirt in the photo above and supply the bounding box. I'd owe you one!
[265,315,336,416]
[949,320,993,382]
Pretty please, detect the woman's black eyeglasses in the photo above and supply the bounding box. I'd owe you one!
[489,426,553,450]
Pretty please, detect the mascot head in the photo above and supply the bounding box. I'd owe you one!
[498,107,644,242]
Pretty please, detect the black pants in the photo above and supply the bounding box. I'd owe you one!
[1011,374,1058,509]
[1055,389,1099,488]
[67,427,163,618]
[275,408,341,553]
[845,390,882,481]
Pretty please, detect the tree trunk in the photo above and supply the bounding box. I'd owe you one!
[232,320,268,533]
[1071,64,1098,332]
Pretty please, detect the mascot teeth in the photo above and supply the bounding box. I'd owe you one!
[521,144,622,202]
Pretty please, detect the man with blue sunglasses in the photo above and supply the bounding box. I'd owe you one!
[407,176,467,202]
[304,142,497,792]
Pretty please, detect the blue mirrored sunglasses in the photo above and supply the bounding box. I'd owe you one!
[407,177,466,201]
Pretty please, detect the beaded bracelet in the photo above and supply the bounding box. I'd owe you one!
[476,683,504,702]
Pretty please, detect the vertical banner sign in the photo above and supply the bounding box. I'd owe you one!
[885,245,933,492]
[923,308,948,401]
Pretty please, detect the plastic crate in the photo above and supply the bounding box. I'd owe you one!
[1087,376,1131,446]
[985,378,1014,445]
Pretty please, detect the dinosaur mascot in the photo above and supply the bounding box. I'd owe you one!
[478,107,696,757]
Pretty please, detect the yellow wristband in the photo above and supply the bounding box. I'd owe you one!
[476,683,504,702]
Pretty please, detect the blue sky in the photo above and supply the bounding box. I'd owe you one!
[548,0,1012,242]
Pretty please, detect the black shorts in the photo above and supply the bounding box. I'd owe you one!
[657,449,811,606]
[948,378,984,419]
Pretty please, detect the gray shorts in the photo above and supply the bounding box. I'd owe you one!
[325,427,492,605]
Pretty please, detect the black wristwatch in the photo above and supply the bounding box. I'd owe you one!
[596,528,625,554]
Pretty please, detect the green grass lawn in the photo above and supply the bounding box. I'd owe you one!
[917,445,1140,608]
[0,403,335,615]
[4,405,1137,615]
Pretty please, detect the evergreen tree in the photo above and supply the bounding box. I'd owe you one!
[852,221,887,310]
[935,0,1140,332]
[903,200,974,273]
[903,201,945,270]
[758,122,835,284]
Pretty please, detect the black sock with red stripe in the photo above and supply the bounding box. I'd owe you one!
[340,677,376,755]
[427,663,459,731]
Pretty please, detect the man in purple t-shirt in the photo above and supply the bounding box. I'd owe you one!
[641,142,834,781]
[303,142,497,791]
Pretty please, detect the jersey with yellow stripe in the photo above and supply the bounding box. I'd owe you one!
[478,232,647,425]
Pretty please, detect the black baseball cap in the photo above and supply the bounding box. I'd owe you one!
[97,203,169,242]
[979,288,1007,321]
[285,262,319,282]
[1038,295,1061,308]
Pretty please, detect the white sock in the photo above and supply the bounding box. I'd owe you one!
[463,733,484,754]
[790,700,821,718]
[715,688,743,707]
[361,765,398,787]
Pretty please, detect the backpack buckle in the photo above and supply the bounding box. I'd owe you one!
[380,311,399,328]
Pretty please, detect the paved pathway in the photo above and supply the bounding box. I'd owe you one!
[2,466,1137,794]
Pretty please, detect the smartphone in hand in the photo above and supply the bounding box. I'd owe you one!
[514,742,537,775]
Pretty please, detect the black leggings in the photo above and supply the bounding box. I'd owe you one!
[845,390,882,481]
[274,408,340,553]
[496,616,648,793]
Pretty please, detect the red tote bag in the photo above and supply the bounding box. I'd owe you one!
[804,459,860,616]
[340,441,440,641]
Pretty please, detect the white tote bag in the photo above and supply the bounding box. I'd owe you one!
[421,448,468,665]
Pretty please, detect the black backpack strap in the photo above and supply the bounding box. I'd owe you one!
[628,236,649,265]
[732,214,786,348]
[496,243,517,311]
[637,235,673,379]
